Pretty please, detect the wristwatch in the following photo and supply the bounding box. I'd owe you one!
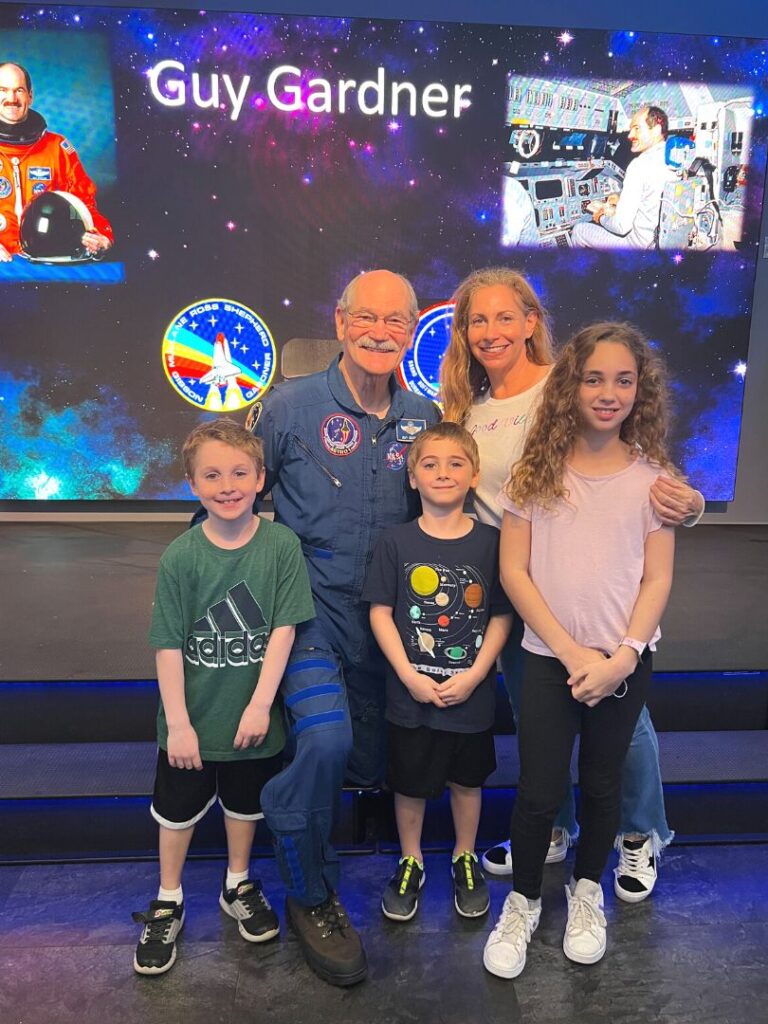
[619,637,646,660]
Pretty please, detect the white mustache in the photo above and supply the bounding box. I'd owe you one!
[357,338,400,353]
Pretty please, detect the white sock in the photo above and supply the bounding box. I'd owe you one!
[226,868,249,892]
[158,885,183,905]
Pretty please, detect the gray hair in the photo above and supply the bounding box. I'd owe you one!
[337,270,419,321]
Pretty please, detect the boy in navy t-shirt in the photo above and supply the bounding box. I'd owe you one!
[363,422,512,922]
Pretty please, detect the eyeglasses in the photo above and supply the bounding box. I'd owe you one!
[343,309,414,335]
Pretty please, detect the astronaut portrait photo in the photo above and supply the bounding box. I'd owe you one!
[0,58,115,263]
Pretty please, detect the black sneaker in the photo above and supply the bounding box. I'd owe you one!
[220,874,280,942]
[452,851,490,918]
[381,856,425,922]
[132,899,185,975]
[286,892,367,987]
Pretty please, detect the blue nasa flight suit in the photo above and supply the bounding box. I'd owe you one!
[254,356,440,906]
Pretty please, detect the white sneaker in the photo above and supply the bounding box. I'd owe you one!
[563,878,607,964]
[614,836,657,903]
[481,830,569,876]
[547,828,568,864]
[482,891,541,979]
[481,840,513,876]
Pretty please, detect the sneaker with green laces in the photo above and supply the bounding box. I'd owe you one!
[452,851,489,918]
[381,856,425,921]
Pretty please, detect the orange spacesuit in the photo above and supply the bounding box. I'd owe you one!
[0,129,113,255]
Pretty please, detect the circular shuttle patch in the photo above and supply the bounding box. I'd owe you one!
[161,298,276,411]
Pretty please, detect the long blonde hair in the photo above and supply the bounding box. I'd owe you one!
[440,267,554,424]
[506,321,676,509]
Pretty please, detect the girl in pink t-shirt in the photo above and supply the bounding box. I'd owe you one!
[483,322,677,979]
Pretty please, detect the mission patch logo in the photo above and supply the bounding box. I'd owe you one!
[321,413,362,456]
[162,298,276,411]
[397,301,455,403]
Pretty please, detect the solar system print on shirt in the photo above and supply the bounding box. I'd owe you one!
[363,520,511,733]
[406,560,489,678]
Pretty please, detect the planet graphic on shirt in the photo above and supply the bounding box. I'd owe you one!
[405,560,489,667]
[445,646,467,661]
[410,565,439,597]
[416,629,436,658]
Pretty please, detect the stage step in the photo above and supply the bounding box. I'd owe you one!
[2,670,766,743]
[2,732,767,863]
[0,740,363,862]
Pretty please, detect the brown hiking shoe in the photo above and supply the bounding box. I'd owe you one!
[286,893,367,986]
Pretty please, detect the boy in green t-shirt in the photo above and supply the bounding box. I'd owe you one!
[133,419,315,976]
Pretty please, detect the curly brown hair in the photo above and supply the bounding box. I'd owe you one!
[506,322,676,509]
[439,267,554,424]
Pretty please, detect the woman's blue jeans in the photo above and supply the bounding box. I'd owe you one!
[499,618,673,852]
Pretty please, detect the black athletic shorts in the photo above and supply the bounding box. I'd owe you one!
[386,723,496,801]
[150,747,283,828]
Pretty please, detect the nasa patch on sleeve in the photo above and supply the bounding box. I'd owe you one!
[384,441,407,470]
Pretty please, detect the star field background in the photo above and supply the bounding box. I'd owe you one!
[0,4,766,502]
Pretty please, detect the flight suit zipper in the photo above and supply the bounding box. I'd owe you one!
[372,418,396,445]
[293,434,342,488]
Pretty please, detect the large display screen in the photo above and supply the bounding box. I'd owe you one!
[1,6,765,503]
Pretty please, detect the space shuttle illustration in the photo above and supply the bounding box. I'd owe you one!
[201,332,243,411]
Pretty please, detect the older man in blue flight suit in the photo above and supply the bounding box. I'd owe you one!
[250,270,440,987]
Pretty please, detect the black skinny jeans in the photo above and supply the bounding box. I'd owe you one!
[511,650,651,900]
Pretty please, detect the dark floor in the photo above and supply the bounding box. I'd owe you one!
[1,845,766,1024]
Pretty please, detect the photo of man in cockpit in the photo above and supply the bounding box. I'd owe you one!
[571,106,672,250]
[500,77,753,253]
